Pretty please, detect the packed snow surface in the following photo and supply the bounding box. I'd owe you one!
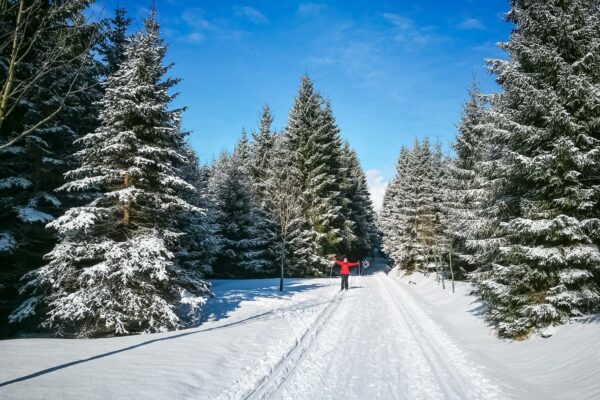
[0,259,598,399]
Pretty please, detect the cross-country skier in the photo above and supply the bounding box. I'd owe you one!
[332,257,359,290]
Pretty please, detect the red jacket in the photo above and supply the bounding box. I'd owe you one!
[333,259,359,275]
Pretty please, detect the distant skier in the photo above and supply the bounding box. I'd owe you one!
[362,259,370,276]
[332,257,359,290]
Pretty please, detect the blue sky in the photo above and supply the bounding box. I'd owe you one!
[87,0,512,209]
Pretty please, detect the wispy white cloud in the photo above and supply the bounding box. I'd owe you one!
[233,5,268,24]
[175,8,216,45]
[182,32,206,43]
[298,3,327,17]
[177,8,249,44]
[181,8,216,31]
[366,169,388,212]
[457,18,485,30]
[382,13,414,30]
[382,13,439,45]
[305,56,334,66]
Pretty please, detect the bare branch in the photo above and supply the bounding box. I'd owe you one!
[0,0,99,147]
[0,0,26,130]
[0,103,64,150]
[0,67,89,151]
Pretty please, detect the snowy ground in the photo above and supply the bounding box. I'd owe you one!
[0,259,598,399]
[387,268,600,400]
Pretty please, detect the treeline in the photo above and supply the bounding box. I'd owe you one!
[210,83,378,280]
[0,3,377,338]
[381,0,600,339]
[380,138,447,274]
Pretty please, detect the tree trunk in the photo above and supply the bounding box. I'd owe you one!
[0,0,24,132]
[123,173,130,225]
[279,241,285,291]
[449,248,455,294]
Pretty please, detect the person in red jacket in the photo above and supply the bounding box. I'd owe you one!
[332,257,359,290]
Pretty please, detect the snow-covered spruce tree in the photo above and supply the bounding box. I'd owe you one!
[341,142,377,258]
[380,146,412,267]
[233,128,252,167]
[248,106,280,275]
[176,145,218,296]
[10,11,209,337]
[393,141,426,272]
[264,133,316,281]
[444,83,494,278]
[251,105,277,202]
[429,142,451,267]
[380,139,446,272]
[0,0,102,336]
[98,6,133,76]
[422,140,447,271]
[284,77,349,274]
[407,139,436,272]
[379,165,395,261]
[474,0,600,339]
[240,128,278,276]
[209,133,273,278]
[318,100,356,256]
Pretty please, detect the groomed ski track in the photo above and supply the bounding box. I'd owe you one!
[225,259,514,400]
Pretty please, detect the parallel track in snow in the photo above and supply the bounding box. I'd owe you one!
[221,265,508,400]
[270,269,508,400]
[377,274,503,399]
[243,289,346,400]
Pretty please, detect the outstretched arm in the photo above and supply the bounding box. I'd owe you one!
[348,262,359,267]
[332,259,343,267]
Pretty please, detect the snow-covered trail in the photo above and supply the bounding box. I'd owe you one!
[2,259,595,399]
[243,260,511,400]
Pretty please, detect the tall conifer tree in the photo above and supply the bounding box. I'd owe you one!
[264,134,316,278]
[0,0,102,335]
[444,83,499,278]
[209,134,273,278]
[380,146,411,266]
[341,142,377,258]
[285,77,351,273]
[176,145,219,282]
[10,11,209,337]
[380,139,445,272]
[99,7,133,75]
[475,0,600,338]
[251,105,277,202]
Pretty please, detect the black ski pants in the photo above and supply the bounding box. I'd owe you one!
[341,274,349,290]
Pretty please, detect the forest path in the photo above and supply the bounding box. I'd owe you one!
[2,259,571,400]
[247,258,507,400]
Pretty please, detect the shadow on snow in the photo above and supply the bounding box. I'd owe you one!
[202,278,332,323]
[0,277,334,388]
